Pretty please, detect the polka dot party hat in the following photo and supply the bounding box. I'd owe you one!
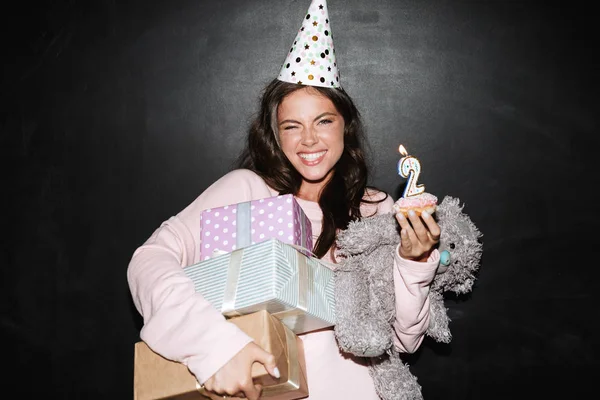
[278,0,340,88]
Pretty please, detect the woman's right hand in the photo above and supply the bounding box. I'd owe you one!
[202,342,280,400]
[395,209,441,262]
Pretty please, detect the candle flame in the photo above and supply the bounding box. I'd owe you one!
[398,144,408,156]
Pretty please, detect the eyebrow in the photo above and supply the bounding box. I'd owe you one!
[278,112,338,126]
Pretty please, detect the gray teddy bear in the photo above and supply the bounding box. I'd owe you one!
[333,196,483,400]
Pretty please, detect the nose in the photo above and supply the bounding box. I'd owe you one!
[300,127,318,146]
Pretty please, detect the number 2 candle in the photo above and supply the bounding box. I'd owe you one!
[397,144,425,198]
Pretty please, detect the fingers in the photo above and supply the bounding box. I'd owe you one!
[238,379,259,400]
[201,343,274,400]
[199,385,232,400]
[233,384,261,400]
[399,226,413,254]
[396,210,423,244]
[201,385,250,400]
[406,210,429,243]
[203,393,245,400]
[421,211,441,242]
[396,212,415,258]
[395,209,441,260]
[396,210,440,243]
[251,384,263,400]
[236,345,275,400]
[211,380,256,400]
[394,210,411,233]
[202,377,216,393]
[253,346,280,379]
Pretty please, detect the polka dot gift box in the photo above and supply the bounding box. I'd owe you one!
[200,194,313,260]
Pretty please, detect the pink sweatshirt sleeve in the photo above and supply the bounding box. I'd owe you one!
[374,195,440,353]
[392,249,439,353]
[127,169,276,384]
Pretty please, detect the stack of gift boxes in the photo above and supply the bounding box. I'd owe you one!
[134,194,336,400]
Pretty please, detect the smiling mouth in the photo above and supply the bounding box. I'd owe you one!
[298,150,327,165]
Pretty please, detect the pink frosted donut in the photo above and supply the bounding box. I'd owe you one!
[393,192,438,217]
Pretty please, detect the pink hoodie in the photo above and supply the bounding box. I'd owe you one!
[127,169,439,399]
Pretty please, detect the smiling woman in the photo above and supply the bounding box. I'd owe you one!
[127,1,442,399]
[234,78,380,259]
[277,87,345,199]
[127,73,441,399]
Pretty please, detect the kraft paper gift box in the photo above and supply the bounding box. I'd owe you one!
[199,194,313,261]
[133,310,309,400]
[184,238,335,335]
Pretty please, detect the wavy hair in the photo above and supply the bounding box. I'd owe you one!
[235,79,387,258]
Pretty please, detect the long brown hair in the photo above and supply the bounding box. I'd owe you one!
[235,79,387,258]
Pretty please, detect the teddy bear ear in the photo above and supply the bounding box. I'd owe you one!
[432,195,483,294]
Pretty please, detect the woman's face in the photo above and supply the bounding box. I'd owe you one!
[277,87,345,188]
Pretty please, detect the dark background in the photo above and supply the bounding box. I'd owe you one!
[2,0,598,398]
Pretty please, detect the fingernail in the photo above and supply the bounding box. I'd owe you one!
[408,210,416,217]
[422,211,429,219]
[396,212,405,220]
[273,367,280,378]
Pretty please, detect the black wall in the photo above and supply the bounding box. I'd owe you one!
[3,0,598,398]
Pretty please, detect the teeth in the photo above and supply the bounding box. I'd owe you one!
[299,151,326,160]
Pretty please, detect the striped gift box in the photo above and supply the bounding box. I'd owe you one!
[184,238,335,334]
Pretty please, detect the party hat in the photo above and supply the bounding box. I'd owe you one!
[278,0,340,88]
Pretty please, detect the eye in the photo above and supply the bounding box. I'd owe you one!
[283,125,297,130]
[318,119,333,125]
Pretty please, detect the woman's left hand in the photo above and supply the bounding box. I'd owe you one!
[395,210,441,262]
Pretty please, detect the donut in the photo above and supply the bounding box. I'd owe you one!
[393,192,438,217]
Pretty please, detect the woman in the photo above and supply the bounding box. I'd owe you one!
[127,78,441,400]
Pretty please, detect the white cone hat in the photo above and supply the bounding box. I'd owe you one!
[278,0,340,88]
